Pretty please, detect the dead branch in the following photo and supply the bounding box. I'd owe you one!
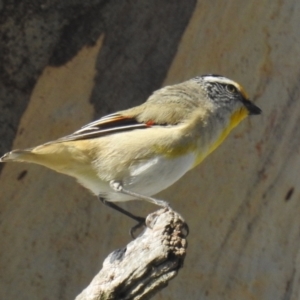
[75,208,188,300]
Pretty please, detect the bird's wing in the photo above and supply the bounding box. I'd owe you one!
[48,112,157,144]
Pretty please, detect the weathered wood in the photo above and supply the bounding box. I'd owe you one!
[75,209,188,300]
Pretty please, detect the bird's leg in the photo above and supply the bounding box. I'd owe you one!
[109,180,170,207]
[99,197,145,238]
[99,197,145,223]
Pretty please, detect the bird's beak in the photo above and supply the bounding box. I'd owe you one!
[242,98,262,115]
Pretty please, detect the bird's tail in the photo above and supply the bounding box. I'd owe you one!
[1,142,92,175]
[0,149,35,163]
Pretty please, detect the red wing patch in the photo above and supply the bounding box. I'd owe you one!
[146,120,155,127]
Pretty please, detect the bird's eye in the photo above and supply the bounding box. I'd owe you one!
[226,84,237,93]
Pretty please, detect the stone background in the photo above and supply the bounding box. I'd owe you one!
[1,1,300,299]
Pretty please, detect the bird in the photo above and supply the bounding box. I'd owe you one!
[0,74,261,226]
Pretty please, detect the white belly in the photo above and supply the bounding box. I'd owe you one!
[77,152,196,202]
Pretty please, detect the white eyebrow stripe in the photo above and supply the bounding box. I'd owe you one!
[202,75,248,98]
[203,76,237,86]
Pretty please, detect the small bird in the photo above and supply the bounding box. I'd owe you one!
[1,74,261,224]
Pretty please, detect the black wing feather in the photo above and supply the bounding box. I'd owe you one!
[48,113,148,144]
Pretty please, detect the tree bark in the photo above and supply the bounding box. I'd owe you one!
[75,209,188,300]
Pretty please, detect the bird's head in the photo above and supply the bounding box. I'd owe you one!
[193,74,261,125]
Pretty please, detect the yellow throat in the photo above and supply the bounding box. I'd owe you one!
[194,107,249,166]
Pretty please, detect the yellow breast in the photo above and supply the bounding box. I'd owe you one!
[152,106,248,170]
[193,107,249,167]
